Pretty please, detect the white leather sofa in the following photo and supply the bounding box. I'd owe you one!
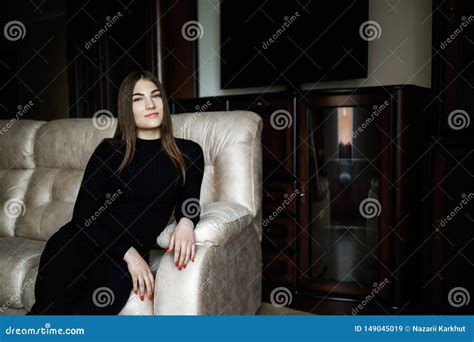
[0,111,262,315]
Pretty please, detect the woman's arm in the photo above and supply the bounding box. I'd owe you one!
[71,141,138,260]
[173,141,205,228]
[169,141,205,269]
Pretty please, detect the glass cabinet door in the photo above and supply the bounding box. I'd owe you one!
[307,105,387,287]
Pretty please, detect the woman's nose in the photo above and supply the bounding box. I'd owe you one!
[145,97,156,109]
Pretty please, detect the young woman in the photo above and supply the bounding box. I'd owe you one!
[28,71,204,315]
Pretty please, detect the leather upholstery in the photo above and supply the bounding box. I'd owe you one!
[0,111,263,315]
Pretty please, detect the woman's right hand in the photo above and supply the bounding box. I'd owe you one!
[123,247,154,301]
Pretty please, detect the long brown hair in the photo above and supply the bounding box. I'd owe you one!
[106,71,186,184]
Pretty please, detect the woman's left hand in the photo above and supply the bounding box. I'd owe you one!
[167,218,195,270]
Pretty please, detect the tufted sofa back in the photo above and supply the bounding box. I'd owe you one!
[0,111,262,242]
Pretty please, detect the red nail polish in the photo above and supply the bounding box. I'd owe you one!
[140,295,144,301]
[192,257,195,262]
[179,266,182,270]
[175,261,178,266]
[183,264,187,269]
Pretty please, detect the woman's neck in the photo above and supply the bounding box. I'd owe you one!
[136,129,161,140]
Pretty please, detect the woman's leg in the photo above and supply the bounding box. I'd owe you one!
[69,257,133,315]
[30,223,92,315]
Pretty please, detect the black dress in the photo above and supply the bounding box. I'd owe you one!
[29,137,204,315]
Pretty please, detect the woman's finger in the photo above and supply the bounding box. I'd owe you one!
[174,239,182,266]
[183,243,191,267]
[148,271,155,294]
[143,271,153,299]
[139,275,146,300]
[178,241,186,268]
[168,233,175,253]
[191,244,196,263]
[132,274,138,295]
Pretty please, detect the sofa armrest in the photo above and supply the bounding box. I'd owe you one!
[156,201,253,248]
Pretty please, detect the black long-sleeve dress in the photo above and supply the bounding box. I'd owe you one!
[29,137,204,315]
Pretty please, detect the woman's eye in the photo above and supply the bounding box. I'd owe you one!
[133,98,142,102]
[152,94,161,98]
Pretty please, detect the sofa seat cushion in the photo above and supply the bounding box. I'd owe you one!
[0,237,45,310]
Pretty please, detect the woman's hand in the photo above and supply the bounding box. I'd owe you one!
[167,218,195,270]
[123,247,154,301]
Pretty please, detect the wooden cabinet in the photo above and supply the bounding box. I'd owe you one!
[171,83,469,315]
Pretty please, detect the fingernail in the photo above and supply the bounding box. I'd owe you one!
[134,290,137,295]
[179,266,182,271]
[140,295,144,301]
[183,264,187,269]
[148,294,153,300]
[192,257,195,262]
[175,261,178,266]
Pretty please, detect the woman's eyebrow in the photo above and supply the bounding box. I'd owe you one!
[132,89,160,96]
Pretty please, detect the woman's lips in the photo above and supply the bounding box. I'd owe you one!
[145,112,159,118]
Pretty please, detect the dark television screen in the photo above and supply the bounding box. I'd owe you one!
[220,0,369,89]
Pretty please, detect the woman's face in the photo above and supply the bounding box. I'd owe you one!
[131,78,164,130]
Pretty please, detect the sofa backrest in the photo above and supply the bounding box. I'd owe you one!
[0,120,45,237]
[0,111,262,241]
